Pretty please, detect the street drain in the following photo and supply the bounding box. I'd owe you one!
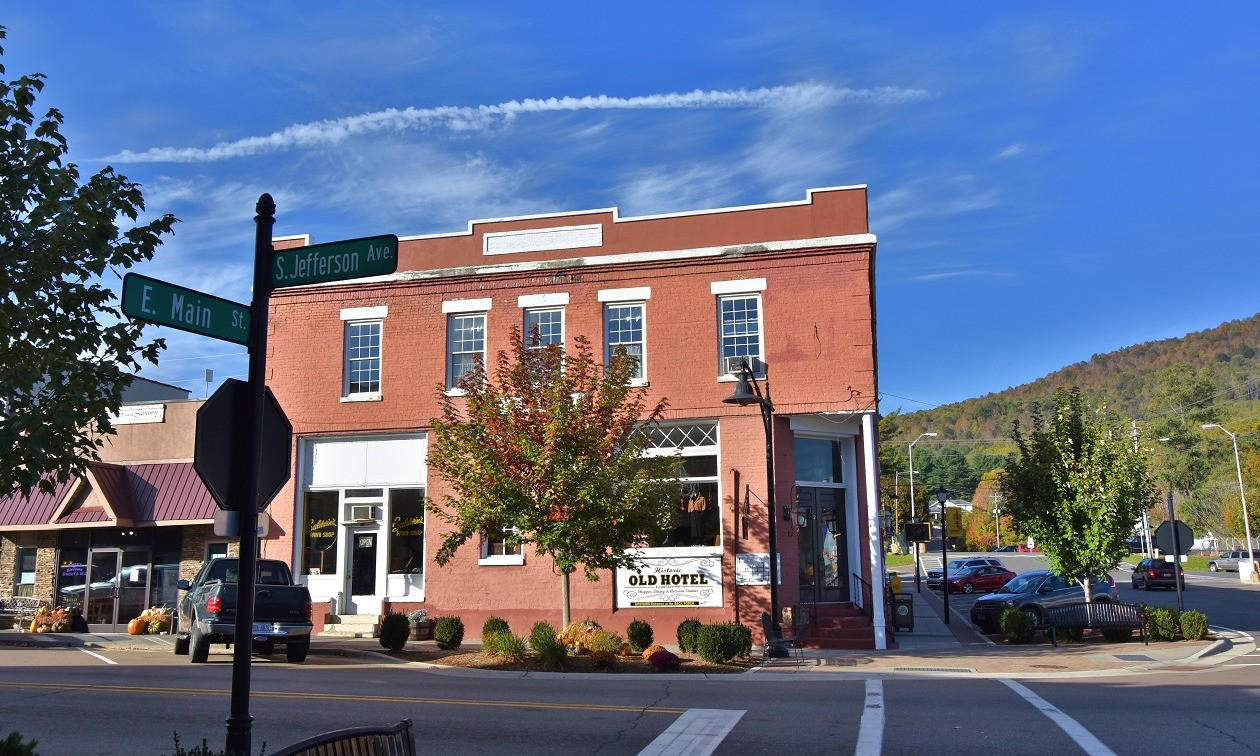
[892,667,975,673]
[1030,664,1066,669]
[822,657,873,667]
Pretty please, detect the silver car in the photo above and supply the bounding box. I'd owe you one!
[1208,550,1252,572]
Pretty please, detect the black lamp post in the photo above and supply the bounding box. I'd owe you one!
[722,357,785,655]
[936,487,950,625]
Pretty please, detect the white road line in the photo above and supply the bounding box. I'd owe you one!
[854,679,884,756]
[1001,679,1115,756]
[637,709,744,756]
[77,648,117,665]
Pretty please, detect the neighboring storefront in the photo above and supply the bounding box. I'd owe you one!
[261,186,889,649]
[0,384,235,632]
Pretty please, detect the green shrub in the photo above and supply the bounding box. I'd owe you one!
[434,615,465,650]
[676,617,702,653]
[647,648,682,671]
[1147,607,1180,641]
[529,620,557,649]
[588,628,625,654]
[627,619,654,652]
[1,732,38,756]
[999,607,1035,644]
[696,622,752,663]
[1057,625,1084,643]
[482,616,510,642]
[167,731,269,756]
[378,612,411,652]
[1180,610,1209,641]
[485,630,527,661]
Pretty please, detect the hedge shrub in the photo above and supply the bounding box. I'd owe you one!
[1147,607,1180,642]
[696,622,752,663]
[482,616,510,642]
[627,619,654,652]
[999,607,1035,644]
[434,615,465,650]
[1180,610,1209,641]
[676,618,702,653]
[529,621,568,668]
[588,629,624,654]
[378,612,411,652]
[485,630,527,661]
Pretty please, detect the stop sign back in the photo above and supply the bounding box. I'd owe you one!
[194,379,292,511]
[1154,520,1194,556]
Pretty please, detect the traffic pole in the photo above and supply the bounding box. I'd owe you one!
[225,194,275,756]
[1168,488,1184,613]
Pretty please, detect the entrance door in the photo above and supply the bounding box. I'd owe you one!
[796,487,848,605]
[84,550,121,628]
[345,530,379,614]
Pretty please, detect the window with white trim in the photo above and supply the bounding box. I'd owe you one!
[642,421,720,549]
[480,525,524,565]
[344,320,382,396]
[447,312,486,389]
[718,294,763,377]
[524,307,564,351]
[604,302,645,382]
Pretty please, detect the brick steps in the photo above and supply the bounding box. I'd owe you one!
[796,603,876,650]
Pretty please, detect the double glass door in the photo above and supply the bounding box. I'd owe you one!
[82,549,149,631]
[796,487,848,605]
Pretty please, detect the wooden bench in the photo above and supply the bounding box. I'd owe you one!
[270,718,415,756]
[0,596,43,629]
[1045,601,1148,646]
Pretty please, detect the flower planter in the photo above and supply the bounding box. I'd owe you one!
[409,621,432,641]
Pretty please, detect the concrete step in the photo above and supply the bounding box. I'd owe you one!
[319,613,378,639]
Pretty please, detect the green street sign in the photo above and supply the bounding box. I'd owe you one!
[271,234,398,288]
[122,273,252,345]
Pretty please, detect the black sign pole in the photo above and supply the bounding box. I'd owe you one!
[1168,488,1184,613]
[225,194,275,756]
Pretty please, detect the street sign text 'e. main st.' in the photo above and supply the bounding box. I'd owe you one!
[122,273,251,345]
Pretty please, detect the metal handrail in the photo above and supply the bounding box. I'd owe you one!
[850,572,873,620]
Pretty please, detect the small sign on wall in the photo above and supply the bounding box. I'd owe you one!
[735,553,782,586]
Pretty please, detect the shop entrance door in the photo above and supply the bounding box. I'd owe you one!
[345,530,379,615]
[796,487,848,605]
[81,549,151,632]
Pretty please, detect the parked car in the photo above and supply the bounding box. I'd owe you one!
[1125,536,1145,553]
[969,570,1119,633]
[1131,558,1184,590]
[1207,550,1252,572]
[994,545,1018,553]
[926,557,1006,590]
[943,565,1017,594]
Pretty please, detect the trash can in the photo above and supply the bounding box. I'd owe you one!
[892,592,914,632]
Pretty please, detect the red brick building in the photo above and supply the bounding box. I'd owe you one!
[260,186,890,649]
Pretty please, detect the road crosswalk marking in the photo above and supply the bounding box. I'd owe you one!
[637,709,744,756]
[1002,679,1117,755]
[854,679,884,755]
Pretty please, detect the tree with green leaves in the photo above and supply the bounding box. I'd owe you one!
[427,329,681,626]
[1000,388,1158,602]
[1147,364,1217,496]
[1,28,177,498]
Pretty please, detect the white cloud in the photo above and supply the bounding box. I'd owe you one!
[997,143,1026,159]
[870,175,1001,233]
[104,83,932,164]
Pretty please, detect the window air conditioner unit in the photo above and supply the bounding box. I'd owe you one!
[724,355,761,376]
[349,505,379,522]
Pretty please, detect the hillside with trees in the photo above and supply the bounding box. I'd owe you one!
[880,313,1260,548]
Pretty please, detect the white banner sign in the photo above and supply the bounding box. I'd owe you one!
[110,404,166,425]
[615,555,722,608]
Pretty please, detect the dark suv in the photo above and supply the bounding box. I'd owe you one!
[969,570,1118,633]
[1131,558,1184,590]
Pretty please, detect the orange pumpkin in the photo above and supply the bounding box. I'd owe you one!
[34,624,50,634]
[127,617,147,635]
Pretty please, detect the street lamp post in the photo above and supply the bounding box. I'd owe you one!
[993,505,1002,549]
[909,432,937,590]
[1202,424,1256,577]
[723,358,786,655]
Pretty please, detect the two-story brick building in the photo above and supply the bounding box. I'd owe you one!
[259,185,889,649]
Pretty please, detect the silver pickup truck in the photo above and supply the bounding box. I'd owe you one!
[174,557,313,663]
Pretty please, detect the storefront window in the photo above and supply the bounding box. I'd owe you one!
[13,548,36,598]
[388,488,425,574]
[644,422,720,549]
[795,437,843,483]
[303,491,339,575]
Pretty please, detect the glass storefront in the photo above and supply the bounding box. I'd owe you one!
[54,527,182,630]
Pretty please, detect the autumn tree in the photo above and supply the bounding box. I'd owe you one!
[1221,450,1260,542]
[427,329,680,626]
[1,28,177,498]
[1000,388,1159,602]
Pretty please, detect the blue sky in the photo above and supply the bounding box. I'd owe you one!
[5,4,1259,412]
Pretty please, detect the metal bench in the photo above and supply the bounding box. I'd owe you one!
[759,611,803,660]
[271,718,414,756]
[0,596,43,629]
[1045,601,1148,646]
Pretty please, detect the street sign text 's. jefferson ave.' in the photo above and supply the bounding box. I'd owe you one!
[121,273,251,345]
[272,234,399,288]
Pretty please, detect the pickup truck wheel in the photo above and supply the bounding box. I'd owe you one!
[285,637,310,663]
[173,633,190,656]
[190,626,210,663]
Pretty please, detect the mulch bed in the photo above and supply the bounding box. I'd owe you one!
[380,646,760,674]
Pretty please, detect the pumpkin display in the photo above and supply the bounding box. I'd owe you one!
[127,617,147,635]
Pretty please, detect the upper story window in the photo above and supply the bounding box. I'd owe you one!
[712,278,767,378]
[525,308,565,350]
[599,287,650,384]
[443,298,492,392]
[341,306,386,400]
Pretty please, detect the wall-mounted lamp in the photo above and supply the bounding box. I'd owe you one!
[796,511,809,529]
[782,505,793,522]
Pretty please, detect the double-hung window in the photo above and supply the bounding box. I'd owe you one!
[519,293,568,353]
[598,287,650,384]
[444,298,491,391]
[341,306,387,400]
[480,525,524,565]
[712,279,766,377]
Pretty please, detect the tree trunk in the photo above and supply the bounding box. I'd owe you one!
[561,569,572,628]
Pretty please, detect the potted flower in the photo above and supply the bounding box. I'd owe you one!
[407,609,431,640]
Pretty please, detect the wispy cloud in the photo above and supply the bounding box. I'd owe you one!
[997,142,1026,159]
[870,175,1001,233]
[104,83,932,164]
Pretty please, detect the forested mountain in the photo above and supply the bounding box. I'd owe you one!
[879,313,1260,544]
